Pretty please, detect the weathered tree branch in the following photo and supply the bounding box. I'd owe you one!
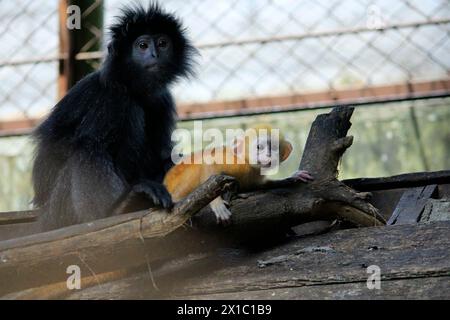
[0,174,235,295]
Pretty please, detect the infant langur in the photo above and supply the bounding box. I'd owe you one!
[163,124,313,223]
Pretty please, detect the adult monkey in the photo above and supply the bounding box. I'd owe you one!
[32,4,197,231]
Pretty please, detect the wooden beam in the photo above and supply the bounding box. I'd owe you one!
[58,0,104,98]
[343,170,450,191]
[387,185,438,225]
[58,0,71,99]
[171,221,450,299]
[59,221,450,299]
[0,211,36,225]
[177,79,450,119]
[1,79,449,137]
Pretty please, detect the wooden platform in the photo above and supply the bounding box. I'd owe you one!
[65,221,450,300]
[1,171,449,299]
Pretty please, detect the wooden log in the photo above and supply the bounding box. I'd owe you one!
[0,175,235,295]
[4,168,450,226]
[299,106,354,179]
[171,221,450,299]
[61,221,450,299]
[181,277,450,300]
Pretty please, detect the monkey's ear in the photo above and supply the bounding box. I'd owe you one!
[280,141,293,162]
[107,41,118,57]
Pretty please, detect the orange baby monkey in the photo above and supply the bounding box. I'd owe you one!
[164,124,313,223]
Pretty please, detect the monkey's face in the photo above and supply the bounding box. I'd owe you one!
[131,34,173,76]
[249,137,273,168]
[249,136,293,169]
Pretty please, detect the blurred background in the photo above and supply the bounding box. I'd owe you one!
[0,0,449,211]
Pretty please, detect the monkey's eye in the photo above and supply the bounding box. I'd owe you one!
[157,37,168,49]
[138,41,149,50]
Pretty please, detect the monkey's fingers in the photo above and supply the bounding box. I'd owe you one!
[151,185,173,209]
[133,181,173,209]
[159,192,174,209]
[210,200,232,225]
[292,170,314,182]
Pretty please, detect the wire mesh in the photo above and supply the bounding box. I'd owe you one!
[0,0,448,122]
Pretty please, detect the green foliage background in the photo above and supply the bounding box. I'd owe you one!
[0,97,448,211]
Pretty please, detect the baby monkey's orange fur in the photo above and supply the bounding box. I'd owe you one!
[163,124,312,223]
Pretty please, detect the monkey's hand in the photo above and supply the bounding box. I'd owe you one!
[132,180,173,209]
[210,196,232,225]
[291,170,314,183]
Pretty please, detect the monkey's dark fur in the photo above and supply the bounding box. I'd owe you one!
[32,3,196,230]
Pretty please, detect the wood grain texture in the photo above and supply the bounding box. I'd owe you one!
[170,222,450,298]
[61,221,450,300]
[388,185,437,225]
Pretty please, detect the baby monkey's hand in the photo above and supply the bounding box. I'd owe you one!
[292,170,314,182]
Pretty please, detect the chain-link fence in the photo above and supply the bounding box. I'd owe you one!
[0,0,449,211]
[0,1,58,123]
[0,0,449,131]
[156,0,450,106]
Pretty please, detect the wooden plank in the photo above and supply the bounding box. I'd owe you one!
[387,185,437,225]
[343,170,450,191]
[0,211,37,225]
[66,274,450,300]
[60,221,450,299]
[421,199,450,223]
[169,222,450,299]
[182,277,450,300]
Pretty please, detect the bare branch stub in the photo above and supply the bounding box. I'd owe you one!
[300,106,354,180]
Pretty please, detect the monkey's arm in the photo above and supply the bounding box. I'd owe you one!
[244,170,314,192]
[198,165,233,224]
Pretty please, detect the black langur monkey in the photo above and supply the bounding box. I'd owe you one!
[32,3,197,231]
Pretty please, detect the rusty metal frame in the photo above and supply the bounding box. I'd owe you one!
[0,78,448,137]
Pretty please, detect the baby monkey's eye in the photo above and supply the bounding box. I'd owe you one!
[138,41,149,50]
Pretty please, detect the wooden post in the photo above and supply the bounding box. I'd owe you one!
[58,0,71,99]
[58,0,104,98]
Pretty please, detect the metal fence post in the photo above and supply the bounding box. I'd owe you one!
[58,0,104,98]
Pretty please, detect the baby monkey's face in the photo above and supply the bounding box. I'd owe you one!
[232,125,292,172]
[249,136,275,168]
